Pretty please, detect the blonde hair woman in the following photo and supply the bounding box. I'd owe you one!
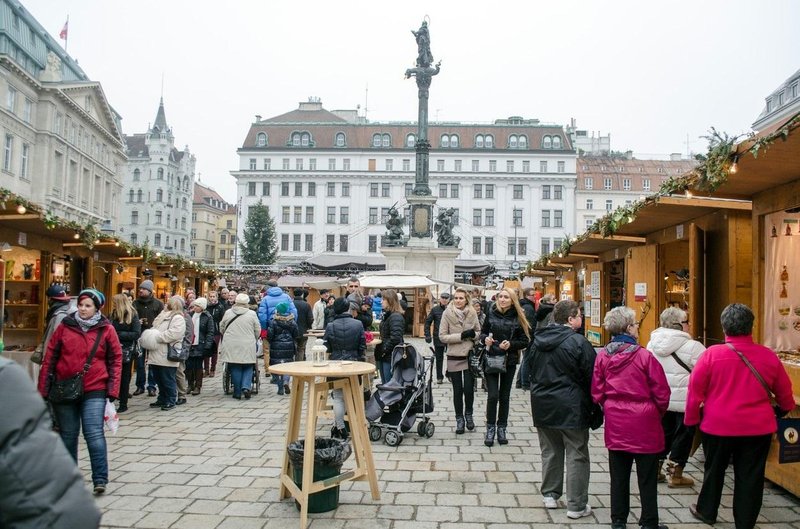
[439,288,481,434]
[378,289,405,383]
[138,296,186,410]
[479,288,530,446]
[110,293,141,413]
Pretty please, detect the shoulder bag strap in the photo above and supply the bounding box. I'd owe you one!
[670,352,693,373]
[726,343,775,401]
[222,313,244,335]
[80,328,106,377]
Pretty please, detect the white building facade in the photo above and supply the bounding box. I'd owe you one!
[232,100,577,273]
[118,99,195,255]
[752,68,800,132]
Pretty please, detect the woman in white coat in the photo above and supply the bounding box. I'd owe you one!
[646,307,706,487]
[139,296,186,410]
[219,293,261,400]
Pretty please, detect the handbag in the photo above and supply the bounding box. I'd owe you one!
[48,329,105,404]
[167,343,189,362]
[589,402,604,430]
[121,341,140,364]
[468,344,485,378]
[483,352,507,374]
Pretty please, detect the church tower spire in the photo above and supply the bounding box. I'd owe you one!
[152,97,169,134]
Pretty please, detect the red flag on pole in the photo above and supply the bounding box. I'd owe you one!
[59,20,68,40]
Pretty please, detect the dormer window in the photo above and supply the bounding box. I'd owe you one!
[542,136,552,149]
[449,134,459,148]
[552,136,562,149]
[335,132,346,147]
[485,134,493,148]
[256,132,267,147]
[509,136,518,149]
[507,134,528,149]
[475,135,484,148]
[373,133,391,148]
[440,134,450,148]
[406,133,416,148]
[291,131,313,147]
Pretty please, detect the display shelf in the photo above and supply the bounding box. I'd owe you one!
[4,279,40,283]
[3,327,39,331]
[4,304,40,307]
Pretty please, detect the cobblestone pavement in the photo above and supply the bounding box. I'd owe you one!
[83,337,800,528]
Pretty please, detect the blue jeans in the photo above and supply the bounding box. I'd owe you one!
[136,352,156,391]
[151,365,177,406]
[53,396,108,485]
[229,363,254,397]
[378,360,392,383]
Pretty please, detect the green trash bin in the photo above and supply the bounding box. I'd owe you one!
[287,437,352,513]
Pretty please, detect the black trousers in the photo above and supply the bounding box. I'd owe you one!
[609,450,660,528]
[450,369,474,418]
[695,432,772,529]
[484,363,517,427]
[119,361,133,409]
[433,344,445,380]
[661,411,695,466]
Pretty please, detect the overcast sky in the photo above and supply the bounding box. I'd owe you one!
[23,0,800,203]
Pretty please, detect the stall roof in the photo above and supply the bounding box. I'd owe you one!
[613,196,751,238]
[276,275,335,288]
[357,271,437,289]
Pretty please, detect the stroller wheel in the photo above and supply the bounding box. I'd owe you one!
[424,421,435,438]
[369,425,383,442]
[222,365,231,395]
[417,421,427,437]
[385,430,401,446]
[252,364,260,394]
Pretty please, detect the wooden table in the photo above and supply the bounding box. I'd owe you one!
[270,361,380,528]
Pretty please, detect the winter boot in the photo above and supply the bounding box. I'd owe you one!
[455,416,465,435]
[484,424,496,447]
[668,465,694,488]
[657,459,667,483]
[497,426,508,445]
[465,413,475,431]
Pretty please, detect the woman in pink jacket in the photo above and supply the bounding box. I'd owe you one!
[685,303,794,529]
[592,306,671,529]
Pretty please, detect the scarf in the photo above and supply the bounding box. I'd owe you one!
[452,306,467,325]
[75,312,102,332]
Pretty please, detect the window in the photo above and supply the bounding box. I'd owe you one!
[642,178,651,191]
[403,159,411,171]
[541,238,550,256]
[327,207,335,224]
[305,207,314,224]
[281,234,289,251]
[341,182,350,197]
[518,136,528,149]
[473,209,482,226]
[472,160,480,172]
[585,217,595,229]
[437,159,445,172]
[307,158,316,171]
[513,185,523,199]
[249,158,256,170]
[343,159,350,171]
[282,158,290,170]
[130,233,138,244]
[219,249,226,259]
[519,238,527,256]
[451,208,460,225]
[339,235,348,252]
[513,208,523,227]
[305,234,313,252]
[293,234,301,252]
[509,135,518,149]
[542,185,551,199]
[6,86,16,112]
[540,161,548,173]
[369,207,378,224]
[131,210,139,225]
[405,183,413,196]
[157,168,164,180]
[372,133,383,147]
[327,182,336,197]
[381,183,390,197]
[439,184,448,198]
[133,168,140,181]
[369,183,378,197]
[20,144,29,178]
[507,160,514,173]
[489,160,497,172]
[306,182,315,196]
[406,133,416,148]
[485,135,494,148]
[129,189,134,202]
[604,178,612,190]
[381,207,390,223]
[247,182,256,196]
[368,235,377,253]
[139,190,144,202]
[295,159,303,171]
[220,233,228,244]
[226,220,233,229]
[522,160,530,173]
[552,136,562,149]
[294,206,302,224]
[541,210,551,227]
[473,237,481,254]
[154,233,161,247]
[606,200,613,212]
[282,206,290,223]
[484,237,494,255]
[335,132,346,147]
[22,98,31,123]
[326,235,335,252]
[4,134,15,170]
[450,184,459,198]
[554,185,562,200]
[440,134,450,148]
[554,210,563,228]
[385,159,393,171]
[543,136,552,149]
[623,178,631,191]
[475,135,484,148]
[256,132,267,147]
[451,160,461,173]
[262,182,270,196]
[586,199,593,210]
[473,184,482,199]
[156,189,163,202]
[485,209,495,226]
[485,184,494,199]
[557,161,565,173]
[54,112,63,135]
[328,158,336,171]
[340,207,349,224]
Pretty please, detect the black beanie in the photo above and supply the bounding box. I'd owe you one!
[333,297,350,315]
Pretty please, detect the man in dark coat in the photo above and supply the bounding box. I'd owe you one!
[354,296,374,331]
[535,293,556,330]
[517,288,539,389]
[292,288,314,361]
[132,279,163,396]
[0,357,102,528]
[205,290,226,377]
[527,299,596,518]
[424,292,450,383]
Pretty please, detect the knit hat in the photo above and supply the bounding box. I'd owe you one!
[276,301,291,315]
[139,280,154,293]
[46,284,70,301]
[235,293,250,306]
[362,295,373,307]
[333,297,351,315]
[78,288,105,310]
[192,297,208,311]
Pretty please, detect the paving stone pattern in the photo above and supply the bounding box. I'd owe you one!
[82,337,800,528]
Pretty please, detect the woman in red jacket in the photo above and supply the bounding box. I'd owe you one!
[592,306,670,529]
[685,303,794,529]
[38,288,122,495]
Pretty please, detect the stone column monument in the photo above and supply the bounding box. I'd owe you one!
[382,19,461,282]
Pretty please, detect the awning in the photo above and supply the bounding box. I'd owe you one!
[613,196,751,238]
[276,275,336,288]
[356,271,437,289]
[454,258,495,275]
[302,254,386,272]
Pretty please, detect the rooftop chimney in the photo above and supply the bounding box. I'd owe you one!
[669,153,682,161]
[255,114,262,122]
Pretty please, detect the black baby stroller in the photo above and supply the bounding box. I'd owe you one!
[222,361,261,395]
[365,343,435,446]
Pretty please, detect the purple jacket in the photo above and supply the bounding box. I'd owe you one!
[591,339,671,453]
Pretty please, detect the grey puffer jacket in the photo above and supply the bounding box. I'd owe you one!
[0,358,101,529]
[323,314,366,361]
